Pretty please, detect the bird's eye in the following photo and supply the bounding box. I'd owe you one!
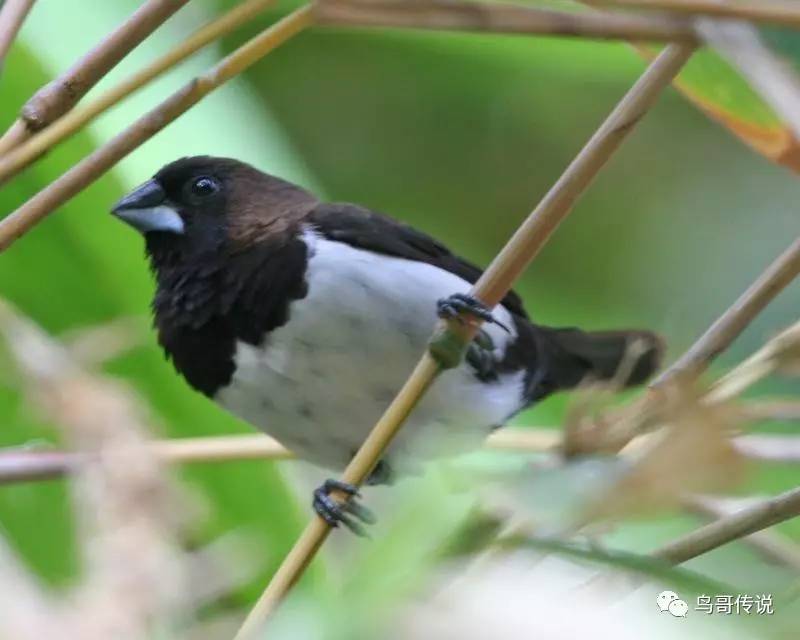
[190,176,219,198]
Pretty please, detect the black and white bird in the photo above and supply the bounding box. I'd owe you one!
[112,156,663,533]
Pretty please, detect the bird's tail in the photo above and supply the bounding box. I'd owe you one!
[533,327,665,396]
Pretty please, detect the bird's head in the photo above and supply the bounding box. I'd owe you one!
[111,155,317,269]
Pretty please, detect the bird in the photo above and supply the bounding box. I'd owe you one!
[111,155,664,534]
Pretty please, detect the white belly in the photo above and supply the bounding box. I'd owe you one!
[214,229,526,474]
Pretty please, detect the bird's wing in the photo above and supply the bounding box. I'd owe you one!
[306,202,528,319]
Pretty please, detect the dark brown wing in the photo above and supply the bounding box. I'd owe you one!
[306,202,528,319]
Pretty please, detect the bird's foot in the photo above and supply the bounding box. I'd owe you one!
[436,293,509,333]
[312,479,376,536]
[466,330,499,382]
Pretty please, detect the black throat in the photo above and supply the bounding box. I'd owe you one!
[147,231,310,396]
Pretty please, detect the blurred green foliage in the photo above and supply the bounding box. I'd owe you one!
[0,29,305,596]
[0,0,798,632]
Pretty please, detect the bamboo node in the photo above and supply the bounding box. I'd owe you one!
[427,325,467,369]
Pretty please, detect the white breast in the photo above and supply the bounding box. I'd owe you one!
[214,228,526,474]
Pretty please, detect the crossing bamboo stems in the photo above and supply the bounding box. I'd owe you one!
[652,237,800,388]
[0,0,279,184]
[0,6,314,251]
[0,0,190,155]
[232,42,695,640]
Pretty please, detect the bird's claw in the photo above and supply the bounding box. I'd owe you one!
[436,293,510,333]
[466,334,499,382]
[312,478,376,536]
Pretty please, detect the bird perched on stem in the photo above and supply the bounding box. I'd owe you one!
[112,156,663,535]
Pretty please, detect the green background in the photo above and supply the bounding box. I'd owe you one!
[0,0,797,634]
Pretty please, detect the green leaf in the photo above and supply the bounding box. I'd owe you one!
[658,47,800,172]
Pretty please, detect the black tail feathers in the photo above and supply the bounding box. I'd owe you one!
[536,327,665,394]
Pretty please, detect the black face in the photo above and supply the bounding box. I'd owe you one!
[113,155,320,276]
[154,159,226,216]
[112,156,243,265]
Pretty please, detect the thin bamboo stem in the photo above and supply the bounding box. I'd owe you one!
[316,0,696,42]
[686,495,800,572]
[651,237,800,387]
[656,486,800,564]
[233,42,695,639]
[579,488,800,595]
[233,354,442,640]
[584,0,800,28]
[733,435,800,463]
[472,44,695,310]
[0,0,36,69]
[0,0,279,184]
[0,435,294,484]
[596,237,800,455]
[0,448,71,484]
[706,320,800,404]
[0,120,27,155]
[4,429,800,486]
[0,6,314,252]
[0,0,191,155]
[603,312,800,456]
[746,400,800,422]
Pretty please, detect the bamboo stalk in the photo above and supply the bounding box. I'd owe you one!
[0,0,36,69]
[4,429,800,486]
[233,42,695,640]
[656,486,800,564]
[0,0,279,185]
[0,120,27,155]
[651,237,800,388]
[0,431,558,485]
[0,0,191,155]
[685,495,800,572]
[677,53,792,395]
[471,45,696,309]
[0,435,294,484]
[584,0,800,28]
[486,428,561,453]
[0,448,71,483]
[0,6,314,252]
[746,400,800,422]
[580,489,800,595]
[733,435,800,463]
[316,0,696,42]
[233,355,441,640]
[0,431,505,484]
[603,311,800,456]
[707,320,800,404]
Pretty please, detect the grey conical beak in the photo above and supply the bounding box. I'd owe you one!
[111,180,185,235]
